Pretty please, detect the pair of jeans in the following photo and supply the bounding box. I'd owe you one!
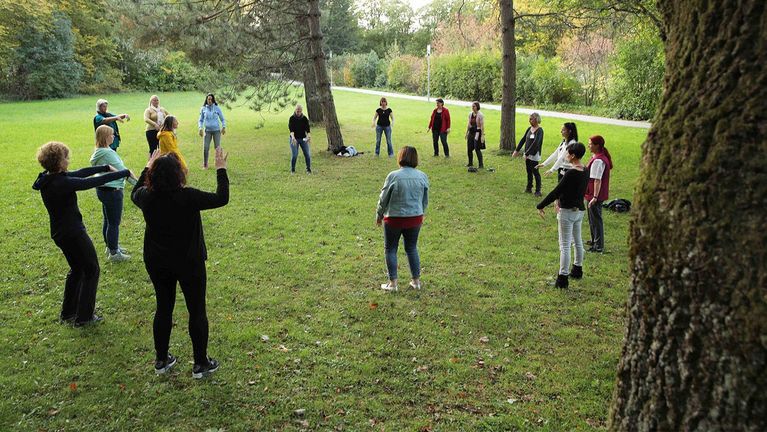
[54,230,100,323]
[375,125,393,156]
[146,260,209,364]
[467,127,483,167]
[289,137,312,172]
[384,223,421,280]
[432,131,449,156]
[557,208,585,275]
[96,188,123,253]
[525,158,541,192]
[146,130,159,156]
[203,129,222,166]
[588,200,605,251]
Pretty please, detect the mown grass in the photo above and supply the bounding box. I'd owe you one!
[0,89,647,431]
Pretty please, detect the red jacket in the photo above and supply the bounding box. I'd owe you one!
[585,153,611,202]
[428,108,451,133]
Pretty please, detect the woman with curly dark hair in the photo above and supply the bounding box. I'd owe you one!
[131,148,229,378]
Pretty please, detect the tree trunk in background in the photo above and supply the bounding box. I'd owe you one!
[499,0,516,151]
[307,0,343,152]
[609,1,767,430]
[297,13,324,123]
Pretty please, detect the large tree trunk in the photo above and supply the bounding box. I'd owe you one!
[297,14,324,123]
[499,0,516,151]
[609,1,767,430]
[307,0,344,152]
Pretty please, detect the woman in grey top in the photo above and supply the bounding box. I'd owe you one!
[513,112,544,196]
[376,146,429,292]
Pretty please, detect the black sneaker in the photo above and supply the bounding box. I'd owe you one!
[534,191,542,197]
[59,314,76,324]
[155,353,177,375]
[192,358,220,379]
[570,265,583,279]
[524,188,532,193]
[74,315,104,327]
[554,274,569,289]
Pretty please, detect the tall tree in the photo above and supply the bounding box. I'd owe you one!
[609,0,767,430]
[297,13,324,123]
[499,0,516,151]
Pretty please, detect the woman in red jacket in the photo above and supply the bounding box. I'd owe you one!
[584,135,612,253]
[427,98,450,157]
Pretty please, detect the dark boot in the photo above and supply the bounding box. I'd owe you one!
[570,265,583,279]
[554,274,569,289]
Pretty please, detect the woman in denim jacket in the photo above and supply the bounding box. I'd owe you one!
[376,146,429,292]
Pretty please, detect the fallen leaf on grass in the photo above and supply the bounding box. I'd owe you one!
[506,398,518,404]
[69,382,77,392]
[449,357,459,363]
[119,383,126,392]
[47,408,60,416]
[277,345,290,352]
[261,335,270,342]
[369,303,378,310]
[525,372,537,381]
[479,336,490,343]
[294,408,306,416]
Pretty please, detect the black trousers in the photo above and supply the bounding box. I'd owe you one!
[54,230,100,323]
[467,128,483,167]
[146,130,159,156]
[525,158,541,192]
[432,131,449,156]
[588,200,605,251]
[146,261,209,364]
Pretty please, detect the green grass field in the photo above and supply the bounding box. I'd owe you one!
[0,89,647,431]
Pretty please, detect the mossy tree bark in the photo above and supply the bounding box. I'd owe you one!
[609,1,767,430]
[499,0,516,151]
[307,0,344,152]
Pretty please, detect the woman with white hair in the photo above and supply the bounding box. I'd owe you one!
[513,112,544,196]
[93,99,129,152]
[288,104,312,174]
[143,95,169,157]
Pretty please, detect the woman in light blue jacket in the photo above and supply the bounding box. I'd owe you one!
[376,146,429,292]
[90,125,136,261]
[198,93,226,169]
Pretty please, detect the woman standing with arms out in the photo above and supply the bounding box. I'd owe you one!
[33,142,132,326]
[93,99,129,152]
[143,95,169,157]
[584,135,612,253]
[198,93,226,169]
[537,122,578,181]
[288,104,312,174]
[513,112,544,196]
[465,101,485,169]
[90,125,137,262]
[131,147,229,377]
[376,146,429,292]
[158,116,188,172]
[372,97,394,157]
[536,143,589,289]
[427,98,450,157]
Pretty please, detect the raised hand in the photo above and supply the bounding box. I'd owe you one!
[214,146,228,170]
[146,148,162,168]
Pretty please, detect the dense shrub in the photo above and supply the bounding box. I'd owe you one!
[609,32,664,120]
[122,48,212,92]
[347,51,383,88]
[529,56,581,104]
[428,52,500,101]
[387,55,423,93]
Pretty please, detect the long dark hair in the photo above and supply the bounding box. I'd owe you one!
[159,115,176,134]
[146,154,186,192]
[564,122,578,142]
[203,93,217,106]
[589,135,613,168]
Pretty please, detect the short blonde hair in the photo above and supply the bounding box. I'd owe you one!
[95,125,114,148]
[96,98,108,110]
[37,142,69,172]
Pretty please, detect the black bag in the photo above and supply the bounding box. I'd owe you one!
[603,198,632,213]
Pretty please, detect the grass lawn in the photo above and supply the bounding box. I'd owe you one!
[0,89,647,431]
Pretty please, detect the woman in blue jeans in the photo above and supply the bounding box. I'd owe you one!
[376,146,430,292]
[90,125,137,262]
[288,104,312,174]
[371,97,394,157]
[198,93,226,169]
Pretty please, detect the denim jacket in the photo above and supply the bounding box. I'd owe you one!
[376,167,429,218]
[198,104,226,131]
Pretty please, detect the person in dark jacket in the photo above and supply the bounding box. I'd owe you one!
[514,112,544,196]
[33,141,132,326]
[131,147,229,378]
[288,104,312,174]
[536,142,589,289]
[427,98,450,157]
[584,135,613,253]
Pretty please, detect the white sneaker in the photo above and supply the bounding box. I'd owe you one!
[105,246,128,256]
[380,282,398,292]
[108,251,131,262]
[409,280,422,290]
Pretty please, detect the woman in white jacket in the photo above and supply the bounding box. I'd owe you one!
[465,102,485,169]
[537,122,578,181]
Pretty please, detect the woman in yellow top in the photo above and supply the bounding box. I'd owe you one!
[144,95,169,157]
[157,116,188,171]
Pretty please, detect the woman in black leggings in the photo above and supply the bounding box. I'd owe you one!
[131,148,229,378]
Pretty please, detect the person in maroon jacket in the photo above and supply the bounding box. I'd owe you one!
[427,98,450,157]
[584,135,612,253]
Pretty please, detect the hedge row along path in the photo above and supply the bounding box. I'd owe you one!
[332,86,653,129]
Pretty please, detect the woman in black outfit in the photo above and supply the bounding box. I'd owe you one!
[131,147,229,378]
[33,141,132,326]
[513,113,544,196]
[536,142,589,289]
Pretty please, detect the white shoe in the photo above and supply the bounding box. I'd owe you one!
[105,246,128,256]
[380,282,398,292]
[409,280,422,290]
[108,251,131,262]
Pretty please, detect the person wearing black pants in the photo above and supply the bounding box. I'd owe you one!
[132,147,229,378]
[513,113,544,196]
[428,98,450,157]
[33,141,132,326]
[465,101,485,169]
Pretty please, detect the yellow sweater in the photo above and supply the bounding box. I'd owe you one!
[157,130,188,170]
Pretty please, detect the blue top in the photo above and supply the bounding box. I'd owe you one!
[198,104,226,131]
[376,167,429,218]
[94,111,120,150]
